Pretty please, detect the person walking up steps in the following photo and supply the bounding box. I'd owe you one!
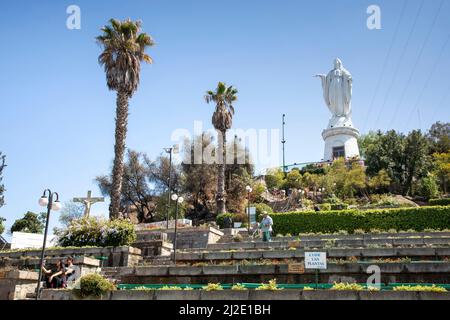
[260,211,273,242]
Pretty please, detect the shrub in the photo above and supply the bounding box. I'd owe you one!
[57,217,136,247]
[216,213,233,229]
[203,283,223,291]
[330,203,349,210]
[417,174,440,200]
[271,206,450,235]
[429,198,450,206]
[74,273,115,298]
[318,203,332,211]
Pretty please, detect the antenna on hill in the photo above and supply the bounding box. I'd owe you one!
[282,114,287,176]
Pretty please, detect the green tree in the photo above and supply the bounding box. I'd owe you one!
[97,19,154,219]
[96,150,175,223]
[427,122,450,154]
[367,169,391,194]
[265,168,285,190]
[205,82,238,214]
[283,169,303,190]
[417,173,440,199]
[10,211,45,234]
[432,152,450,194]
[181,133,218,218]
[404,130,431,195]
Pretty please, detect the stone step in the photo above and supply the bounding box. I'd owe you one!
[101,262,450,285]
[180,237,450,252]
[172,247,450,262]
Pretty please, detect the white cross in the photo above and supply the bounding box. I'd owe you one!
[73,190,104,217]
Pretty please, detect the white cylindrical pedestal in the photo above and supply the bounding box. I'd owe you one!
[322,126,360,161]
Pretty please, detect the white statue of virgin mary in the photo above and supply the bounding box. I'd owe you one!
[315,58,353,127]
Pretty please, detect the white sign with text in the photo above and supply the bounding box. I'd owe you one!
[11,232,57,250]
[305,252,327,270]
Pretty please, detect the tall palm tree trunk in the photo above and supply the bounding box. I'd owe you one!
[216,130,227,214]
[109,91,129,219]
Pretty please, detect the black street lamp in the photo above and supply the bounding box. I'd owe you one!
[36,189,61,300]
[164,145,179,229]
[171,193,184,265]
[245,185,253,232]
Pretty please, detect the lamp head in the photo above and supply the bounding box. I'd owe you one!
[39,196,49,207]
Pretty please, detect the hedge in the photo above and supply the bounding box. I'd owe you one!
[271,206,450,235]
[429,198,450,206]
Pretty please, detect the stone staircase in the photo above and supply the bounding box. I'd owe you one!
[99,231,450,286]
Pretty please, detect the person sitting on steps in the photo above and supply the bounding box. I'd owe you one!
[64,256,80,283]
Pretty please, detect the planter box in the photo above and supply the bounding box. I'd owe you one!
[239,265,276,274]
[249,290,301,300]
[302,290,360,300]
[168,266,202,276]
[202,266,239,275]
[38,289,450,300]
[201,290,249,300]
[0,246,142,268]
[110,290,155,300]
[134,266,168,276]
[155,290,201,300]
[204,252,233,260]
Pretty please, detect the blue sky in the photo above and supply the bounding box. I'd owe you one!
[0,0,449,236]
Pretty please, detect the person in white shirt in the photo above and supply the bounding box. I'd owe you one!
[259,211,273,242]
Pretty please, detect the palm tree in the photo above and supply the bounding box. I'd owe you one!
[97,18,154,219]
[205,82,238,214]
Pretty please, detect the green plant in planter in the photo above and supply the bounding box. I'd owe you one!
[203,283,224,291]
[256,279,282,291]
[231,283,247,291]
[159,286,183,290]
[393,285,446,292]
[330,282,364,291]
[74,273,115,298]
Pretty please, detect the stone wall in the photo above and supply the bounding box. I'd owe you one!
[0,246,142,268]
[164,227,224,249]
[0,270,38,300]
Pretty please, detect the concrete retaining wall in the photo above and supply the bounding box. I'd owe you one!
[0,270,38,300]
[104,262,450,285]
[164,227,224,249]
[39,289,450,300]
[0,246,142,267]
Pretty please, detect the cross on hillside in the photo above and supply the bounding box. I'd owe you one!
[73,190,104,217]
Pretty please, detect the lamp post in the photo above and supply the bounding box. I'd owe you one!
[171,193,184,265]
[164,145,179,229]
[245,186,252,232]
[36,189,61,300]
